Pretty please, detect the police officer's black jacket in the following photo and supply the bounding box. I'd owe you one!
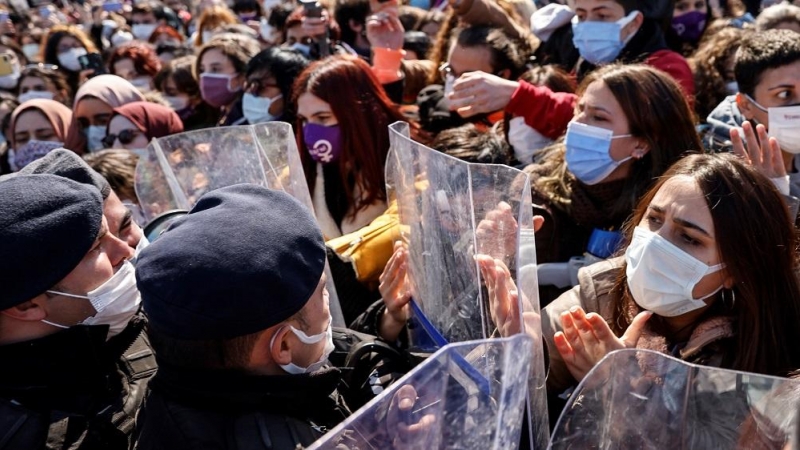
[0,313,156,450]
[134,364,352,449]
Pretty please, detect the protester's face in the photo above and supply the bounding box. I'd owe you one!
[75,97,114,128]
[56,35,84,54]
[287,273,331,368]
[574,80,641,162]
[674,0,708,17]
[19,75,60,100]
[245,70,284,115]
[43,216,134,326]
[112,57,139,81]
[572,0,627,22]
[739,60,800,129]
[447,43,494,78]
[637,175,729,299]
[297,92,337,126]
[285,24,307,46]
[104,189,143,250]
[13,110,59,148]
[199,48,243,90]
[0,46,20,67]
[161,75,193,105]
[107,115,149,149]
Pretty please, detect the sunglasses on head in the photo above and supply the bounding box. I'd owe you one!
[102,129,140,148]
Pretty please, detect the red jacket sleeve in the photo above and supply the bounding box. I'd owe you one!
[504,81,578,140]
[645,49,695,101]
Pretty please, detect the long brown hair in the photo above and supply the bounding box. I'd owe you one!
[292,55,405,218]
[610,153,800,377]
[535,64,702,220]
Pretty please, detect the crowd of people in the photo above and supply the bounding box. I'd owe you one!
[1,0,800,447]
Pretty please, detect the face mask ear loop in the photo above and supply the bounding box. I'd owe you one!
[45,290,89,300]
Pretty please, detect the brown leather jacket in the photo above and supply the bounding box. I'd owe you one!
[542,257,735,394]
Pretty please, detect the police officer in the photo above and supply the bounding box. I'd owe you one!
[134,184,351,449]
[9,149,146,253]
[0,174,155,449]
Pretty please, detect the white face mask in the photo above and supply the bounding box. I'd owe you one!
[270,316,335,375]
[202,31,215,45]
[132,23,158,41]
[111,31,135,47]
[164,95,189,111]
[44,261,142,339]
[260,19,278,42]
[18,90,55,103]
[625,227,725,317]
[242,92,282,124]
[507,116,553,165]
[22,43,40,61]
[130,76,152,92]
[0,63,20,90]
[86,125,107,152]
[564,121,632,185]
[745,94,800,154]
[725,81,738,95]
[132,235,149,265]
[57,47,87,72]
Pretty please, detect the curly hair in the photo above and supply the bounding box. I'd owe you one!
[688,25,750,120]
[108,42,163,78]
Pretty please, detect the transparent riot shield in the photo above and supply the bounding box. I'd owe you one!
[309,334,533,450]
[386,122,548,448]
[133,122,344,326]
[549,349,800,449]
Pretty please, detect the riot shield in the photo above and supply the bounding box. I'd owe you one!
[549,349,800,449]
[133,122,344,326]
[386,122,548,448]
[308,334,534,450]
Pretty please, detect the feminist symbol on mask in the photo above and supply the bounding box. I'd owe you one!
[310,139,334,163]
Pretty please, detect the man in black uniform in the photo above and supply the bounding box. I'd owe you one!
[134,184,352,449]
[0,174,155,449]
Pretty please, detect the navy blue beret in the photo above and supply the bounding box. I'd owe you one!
[0,174,104,309]
[1,149,112,199]
[136,184,326,340]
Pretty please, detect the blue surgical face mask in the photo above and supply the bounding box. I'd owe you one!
[564,121,632,185]
[290,42,311,57]
[85,125,107,152]
[571,11,640,65]
[242,92,282,124]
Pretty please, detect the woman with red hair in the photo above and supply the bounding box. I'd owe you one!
[108,43,163,92]
[294,54,405,239]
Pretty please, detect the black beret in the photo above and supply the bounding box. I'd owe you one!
[16,149,112,199]
[0,174,104,309]
[136,184,326,340]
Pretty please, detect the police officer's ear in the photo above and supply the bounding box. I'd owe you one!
[268,326,295,366]
[1,296,49,322]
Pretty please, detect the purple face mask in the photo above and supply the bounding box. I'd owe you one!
[303,123,342,164]
[11,140,64,171]
[671,10,707,42]
[200,73,241,108]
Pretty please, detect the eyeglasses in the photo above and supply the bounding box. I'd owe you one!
[24,63,59,72]
[243,79,279,95]
[102,129,140,148]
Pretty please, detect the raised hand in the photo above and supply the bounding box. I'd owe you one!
[731,121,788,189]
[554,306,651,382]
[378,241,411,341]
[448,71,519,118]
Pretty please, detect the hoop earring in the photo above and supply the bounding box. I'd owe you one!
[722,289,736,309]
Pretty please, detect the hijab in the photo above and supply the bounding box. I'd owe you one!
[110,101,184,141]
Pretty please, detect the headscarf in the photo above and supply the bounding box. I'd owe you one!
[9,99,72,150]
[110,101,184,141]
[65,75,146,153]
